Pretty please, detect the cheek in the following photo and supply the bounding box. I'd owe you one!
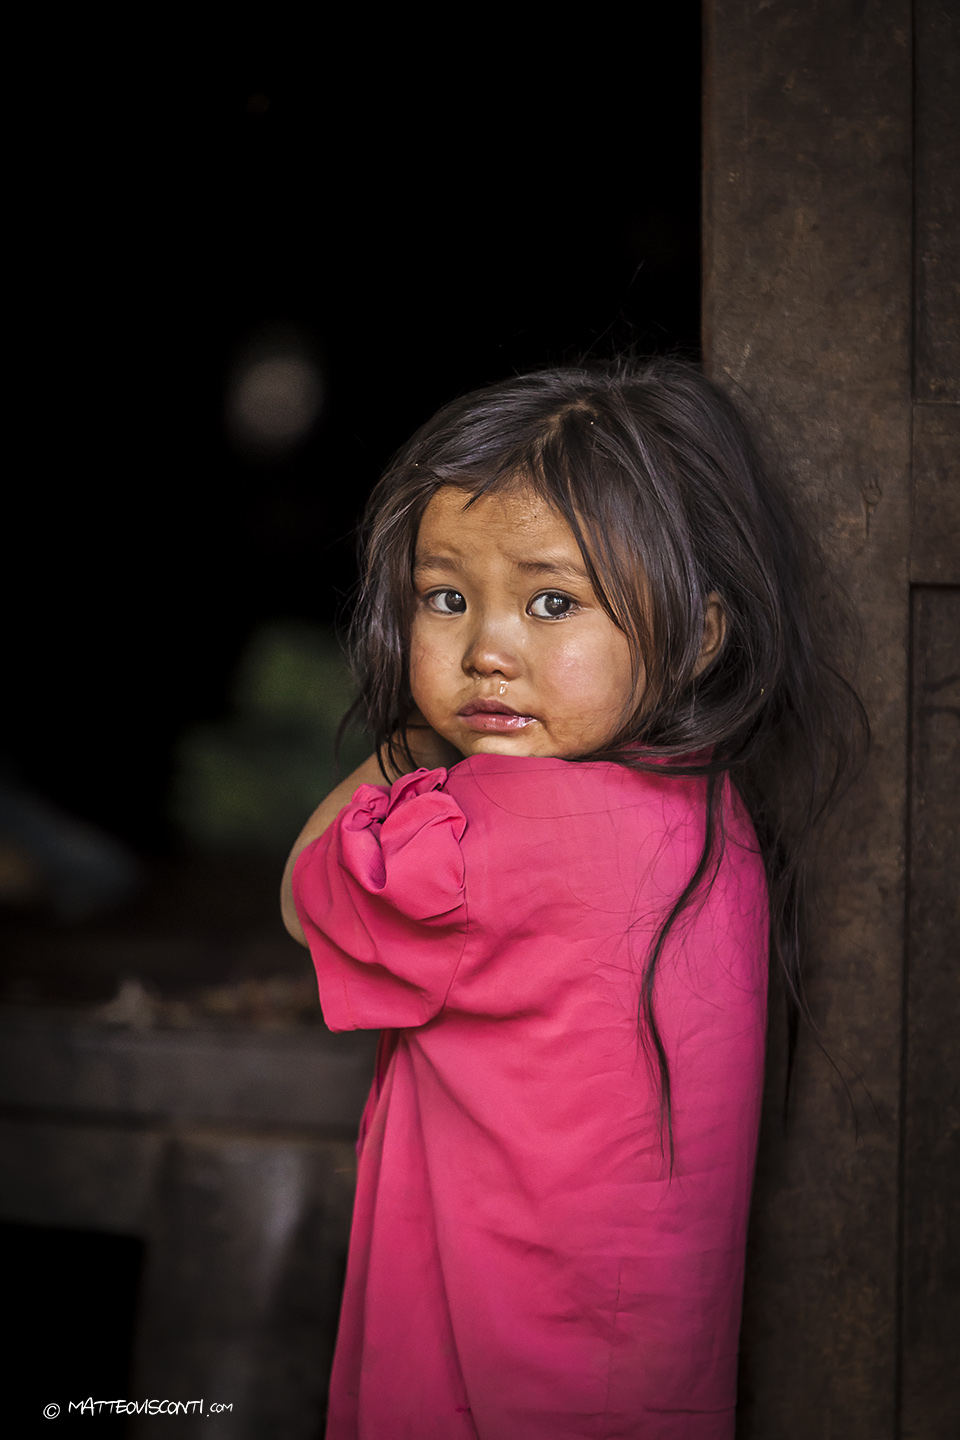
[544,644,589,694]
[408,632,428,694]
[544,632,633,710]
[408,626,449,700]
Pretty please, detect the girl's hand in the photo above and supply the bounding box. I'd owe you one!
[280,714,462,945]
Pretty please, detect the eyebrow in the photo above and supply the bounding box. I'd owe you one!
[515,557,591,582]
[414,554,463,572]
[413,553,591,584]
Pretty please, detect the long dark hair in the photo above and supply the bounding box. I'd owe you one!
[347,358,867,1143]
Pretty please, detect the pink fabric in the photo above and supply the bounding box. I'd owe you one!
[293,755,768,1440]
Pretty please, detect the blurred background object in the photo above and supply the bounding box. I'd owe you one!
[172,622,368,857]
[0,776,142,920]
[225,328,324,460]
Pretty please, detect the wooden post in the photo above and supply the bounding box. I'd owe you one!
[703,2,958,1435]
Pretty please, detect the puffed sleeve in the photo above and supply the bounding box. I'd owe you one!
[292,767,468,1031]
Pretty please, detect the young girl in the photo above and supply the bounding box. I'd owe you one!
[281,359,862,1440]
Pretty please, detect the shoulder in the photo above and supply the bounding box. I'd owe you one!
[444,752,704,827]
[439,755,713,879]
[445,754,763,888]
[324,754,758,881]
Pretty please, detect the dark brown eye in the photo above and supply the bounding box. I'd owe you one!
[429,590,467,614]
[529,592,576,619]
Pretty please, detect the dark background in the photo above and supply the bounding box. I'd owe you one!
[8,19,702,859]
[5,24,703,1420]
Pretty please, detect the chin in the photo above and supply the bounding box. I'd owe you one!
[459,735,534,756]
[463,737,561,760]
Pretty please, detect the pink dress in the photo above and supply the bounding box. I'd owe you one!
[293,754,768,1440]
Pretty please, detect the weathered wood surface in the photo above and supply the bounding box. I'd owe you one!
[902,588,960,1440]
[911,405,960,585]
[0,1009,376,1129]
[132,1131,355,1438]
[914,0,960,402]
[0,1013,370,1437]
[704,2,913,1435]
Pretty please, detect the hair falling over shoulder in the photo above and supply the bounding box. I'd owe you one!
[344,356,869,1140]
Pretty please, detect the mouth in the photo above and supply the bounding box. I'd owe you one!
[457,698,537,732]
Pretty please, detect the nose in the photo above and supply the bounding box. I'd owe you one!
[461,612,522,682]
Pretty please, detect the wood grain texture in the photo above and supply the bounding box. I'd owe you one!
[901,588,960,1440]
[132,1132,355,1439]
[704,3,912,1435]
[911,403,960,585]
[914,0,960,401]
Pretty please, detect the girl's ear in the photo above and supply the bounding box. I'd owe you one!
[694,592,727,676]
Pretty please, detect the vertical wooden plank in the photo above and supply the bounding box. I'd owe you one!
[132,1132,355,1438]
[911,406,960,585]
[703,3,912,1436]
[902,587,960,1439]
[904,5,957,1427]
[914,0,960,401]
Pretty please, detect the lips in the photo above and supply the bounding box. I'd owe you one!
[459,699,522,717]
[458,698,537,732]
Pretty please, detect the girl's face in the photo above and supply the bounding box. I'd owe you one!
[409,484,639,759]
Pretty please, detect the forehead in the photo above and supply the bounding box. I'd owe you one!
[415,484,579,558]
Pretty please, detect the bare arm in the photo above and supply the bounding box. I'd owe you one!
[280,725,462,945]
